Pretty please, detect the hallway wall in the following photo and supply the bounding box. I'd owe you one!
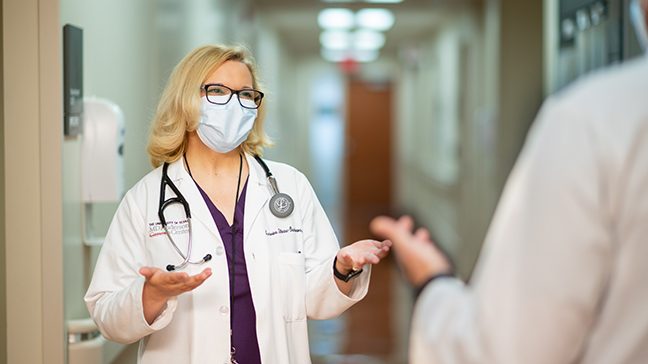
[2,0,64,362]
[61,0,158,322]
[394,0,544,278]
[0,3,5,362]
[394,6,486,277]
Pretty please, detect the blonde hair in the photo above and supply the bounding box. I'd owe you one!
[147,44,272,167]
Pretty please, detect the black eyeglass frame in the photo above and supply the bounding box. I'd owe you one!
[201,83,264,109]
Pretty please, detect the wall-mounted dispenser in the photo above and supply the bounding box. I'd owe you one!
[80,97,125,248]
[81,97,125,203]
[72,97,126,364]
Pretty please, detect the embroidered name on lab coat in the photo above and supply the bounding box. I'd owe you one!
[265,226,303,236]
[148,220,189,237]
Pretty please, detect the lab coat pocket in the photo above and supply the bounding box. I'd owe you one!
[276,252,307,322]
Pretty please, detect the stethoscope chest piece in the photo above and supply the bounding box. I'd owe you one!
[254,154,295,219]
[269,192,294,218]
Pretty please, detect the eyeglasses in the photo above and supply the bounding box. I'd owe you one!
[201,83,264,109]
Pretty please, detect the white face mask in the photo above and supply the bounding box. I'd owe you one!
[196,96,257,153]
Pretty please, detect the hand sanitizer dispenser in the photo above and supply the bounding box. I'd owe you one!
[81,97,125,202]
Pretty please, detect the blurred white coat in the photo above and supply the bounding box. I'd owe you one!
[410,57,648,364]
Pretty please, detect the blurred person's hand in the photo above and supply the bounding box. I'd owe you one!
[370,215,452,287]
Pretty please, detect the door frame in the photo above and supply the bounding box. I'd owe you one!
[2,0,64,363]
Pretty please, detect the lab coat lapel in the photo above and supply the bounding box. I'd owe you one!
[244,153,271,239]
[167,158,220,240]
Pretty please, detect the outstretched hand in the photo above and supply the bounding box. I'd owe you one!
[370,215,452,287]
[336,239,392,274]
[140,266,212,324]
[140,266,212,301]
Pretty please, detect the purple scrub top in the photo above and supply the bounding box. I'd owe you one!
[195,178,262,364]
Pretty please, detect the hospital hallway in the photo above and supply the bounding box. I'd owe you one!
[1,0,646,363]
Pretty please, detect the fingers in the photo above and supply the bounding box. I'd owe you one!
[168,272,190,284]
[375,246,391,259]
[372,239,392,259]
[141,266,212,297]
[369,216,398,237]
[362,253,380,265]
[397,215,414,231]
[185,268,212,289]
[339,239,392,269]
[139,266,159,279]
[370,215,416,248]
[336,251,356,271]
[414,227,430,242]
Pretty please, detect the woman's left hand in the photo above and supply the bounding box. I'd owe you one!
[336,239,392,274]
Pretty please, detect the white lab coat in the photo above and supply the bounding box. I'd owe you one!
[410,57,648,363]
[85,153,371,364]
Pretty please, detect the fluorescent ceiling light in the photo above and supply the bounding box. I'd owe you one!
[321,48,348,62]
[354,29,385,50]
[320,30,351,50]
[356,8,395,31]
[318,8,355,29]
[321,0,404,3]
[364,0,403,3]
[353,49,380,63]
[320,48,380,63]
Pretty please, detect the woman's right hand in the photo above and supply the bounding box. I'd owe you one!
[139,267,212,324]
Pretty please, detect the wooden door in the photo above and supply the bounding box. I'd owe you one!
[343,77,394,357]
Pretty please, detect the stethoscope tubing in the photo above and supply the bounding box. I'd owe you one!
[159,154,290,271]
[162,217,195,270]
[159,162,208,271]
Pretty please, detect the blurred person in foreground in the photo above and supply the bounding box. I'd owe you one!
[371,1,648,363]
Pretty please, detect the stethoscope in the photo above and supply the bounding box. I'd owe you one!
[158,155,295,271]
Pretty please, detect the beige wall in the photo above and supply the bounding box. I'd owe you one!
[394,6,486,276]
[0,2,5,362]
[394,0,544,278]
[461,0,544,275]
[60,0,160,324]
[2,0,64,363]
[495,0,544,190]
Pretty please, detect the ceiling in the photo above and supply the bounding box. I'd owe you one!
[251,0,477,58]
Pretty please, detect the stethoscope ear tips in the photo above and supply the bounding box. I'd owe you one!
[164,255,211,272]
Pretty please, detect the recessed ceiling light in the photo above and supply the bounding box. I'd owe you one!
[363,0,403,3]
[321,48,349,62]
[318,8,355,29]
[320,30,351,50]
[320,48,380,63]
[353,49,380,63]
[354,29,386,50]
[356,8,395,31]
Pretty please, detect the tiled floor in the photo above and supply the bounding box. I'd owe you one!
[312,354,398,364]
[307,98,403,363]
[308,200,402,363]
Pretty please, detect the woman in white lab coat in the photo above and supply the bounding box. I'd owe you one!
[85,44,391,364]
